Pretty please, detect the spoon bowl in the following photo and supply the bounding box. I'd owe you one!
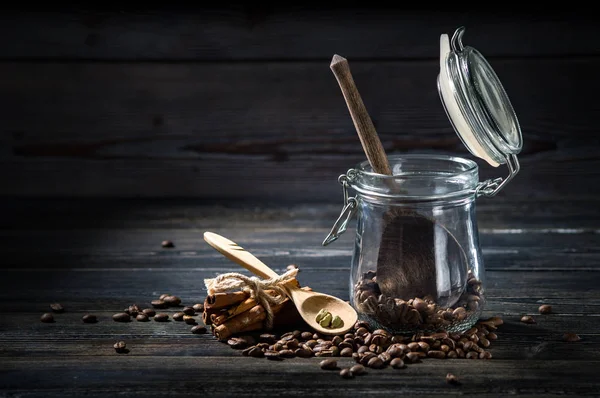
[203,231,357,335]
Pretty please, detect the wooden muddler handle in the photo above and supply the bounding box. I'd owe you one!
[330,54,392,176]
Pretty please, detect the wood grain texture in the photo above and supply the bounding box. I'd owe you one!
[2,58,598,200]
[0,200,598,396]
[0,9,598,60]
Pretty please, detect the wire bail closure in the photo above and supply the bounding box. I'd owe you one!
[322,170,358,246]
[475,153,520,197]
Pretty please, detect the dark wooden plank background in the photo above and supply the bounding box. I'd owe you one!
[1,7,599,203]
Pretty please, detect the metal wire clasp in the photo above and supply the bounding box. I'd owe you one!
[322,170,358,246]
[476,154,520,197]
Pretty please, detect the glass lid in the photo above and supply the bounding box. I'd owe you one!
[437,26,523,167]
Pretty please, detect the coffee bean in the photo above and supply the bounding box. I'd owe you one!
[378,352,391,364]
[142,308,156,317]
[300,331,313,340]
[256,343,269,349]
[161,240,174,248]
[340,347,353,357]
[479,337,491,348]
[350,364,366,375]
[173,312,184,321]
[417,341,430,352]
[367,357,384,369]
[440,344,450,353]
[279,349,296,358]
[446,373,460,385]
[295,348,313,358]
[479,351,492,359]
[249,347,265,358]
[538,304,552,314]
[487,332,498,341]
[357,345,369,354]
[112,313,130,322]
[286,339,299,350]
[405,352,421,363]
[407,342,419,351]
[316,350,333,357]
[114,341,127,353]
[446,350,458,359]
[257,334,275,344]
[390,357,405,369]
[488,316,504,326]
[520,315,536,324]
[563,332,581,342]
[154,313,169,322]
[228,337,248,349]
[456,348,465,358]
[82,314,97,323]
[40,313,54,323]
[183,315,196,325]
[320,359,337,370]
[338,342,353,350]
[193,303,204,313]
[136,314,149,322]
[182,306,195,316]
[331,336,343,346]
[50,303,64,313]
[191,325,207,334]
[369,344,382,354]
[265,351,282,360]
[340,368,354,379]
[466,351,479,359]
[164,295,181,307]
[427,350,446,359]
[151,300,168,309]
[273,343,284,351]
[386,346,402,358]
[462,341,474,351]
[127,304,141,317]
[159,294,170,300]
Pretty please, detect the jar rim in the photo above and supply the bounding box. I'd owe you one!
[349,154,480,202]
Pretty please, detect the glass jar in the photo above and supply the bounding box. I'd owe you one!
[322,26,524,334]
[347,154,484,333]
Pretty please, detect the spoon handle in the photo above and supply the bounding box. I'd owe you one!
[203,232,280,280]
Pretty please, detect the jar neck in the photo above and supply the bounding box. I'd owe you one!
[348,154,479,203]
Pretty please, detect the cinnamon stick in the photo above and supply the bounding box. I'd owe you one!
[205,291,249,310]
[213,305,266,340]
[212,297,257,326]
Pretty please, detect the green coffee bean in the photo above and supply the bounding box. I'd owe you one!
[330,315,343,329]
[315,309,330,323]
[319,312,333,328]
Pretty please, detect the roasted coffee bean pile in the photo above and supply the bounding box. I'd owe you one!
[353,269,484,332]
[231,316,504,377]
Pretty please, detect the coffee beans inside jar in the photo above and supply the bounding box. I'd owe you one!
[353,269,484,333]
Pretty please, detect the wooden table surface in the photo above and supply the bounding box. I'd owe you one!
[0,198,599,397]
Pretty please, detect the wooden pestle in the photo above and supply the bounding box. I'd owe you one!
[330,54,441,302]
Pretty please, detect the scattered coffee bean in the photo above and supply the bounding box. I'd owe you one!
[340,347,353,357]
[340,368,354,379]
[136,314,149,322]
[446,373,460,385]
[151,300,168,309]
[265,351,282,360]
[520,315,536,324]
[249,347,265,357]
[191,325,207,334]
[161,240,174,248]
[390,357,405,369]
[193,303,204,313]
[466,351,479,359]
[320,359,338,370]
[114,341,127,353]
[300,331,313,340]
[279,349,296,358]
[154,313,169,322]
[228,337,248,349]
[164,295,182,307]
[350,364,366,375]
[142,308,156,317]
[295,348,313,358]
[127,304,141,316]
[367,357,384,369]
[50,303,64,313]
[479,351,492,359]
[563,332,581,342]
[112,313,130,322]
[538,304,552,314]
[82,314,97,323]
[173,312,184,321]
[259,334,277,344]
[159,294,170,300]
[40,313,54,323]
[182,306,195,316]
[405,352,421,363]
[183,315,196,325]
[427,350,446,359]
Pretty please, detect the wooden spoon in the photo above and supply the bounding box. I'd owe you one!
[203,231,357,335]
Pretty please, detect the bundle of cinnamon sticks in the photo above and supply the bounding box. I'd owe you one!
[203,278,310,341]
